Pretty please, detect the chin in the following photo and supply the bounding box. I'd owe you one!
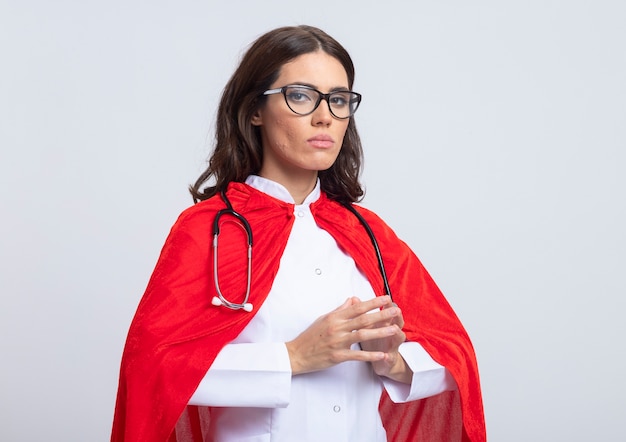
[310,160,337,172]
[311,153,341,171]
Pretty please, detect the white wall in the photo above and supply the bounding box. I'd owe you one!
[1,1,624,440]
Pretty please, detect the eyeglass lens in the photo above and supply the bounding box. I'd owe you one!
[283,86,360,118]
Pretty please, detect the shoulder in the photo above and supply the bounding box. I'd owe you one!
[314,195,407,249]
[346,203,419,264]
[312,193,389,230]
[350,204,400,240]
[350,203,386,226]
[170,195,222,235]
[171,182,256,234]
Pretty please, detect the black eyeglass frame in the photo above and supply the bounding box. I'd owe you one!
[262,84,362,119]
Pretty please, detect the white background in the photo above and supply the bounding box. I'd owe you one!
[1,1,625,440]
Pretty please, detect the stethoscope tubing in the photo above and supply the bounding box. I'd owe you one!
[340,202,393,300]
[211,191,254,312]
[212,190,393,312]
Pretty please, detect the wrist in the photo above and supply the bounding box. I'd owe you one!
[385,354,413,384]
[285,340,304,375]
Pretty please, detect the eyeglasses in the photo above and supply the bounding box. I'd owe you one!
[262,85,362,119]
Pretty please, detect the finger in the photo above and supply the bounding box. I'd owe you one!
[341,348,387,363]
[347,296,363,307]
[313,345,389,367]
[344,295,394,318]
[382,306,405,328]
[350,324,405,346]
[332,297,356,312]
[363,301,405,329]
[361,313,403,331]
[350,305,403,330]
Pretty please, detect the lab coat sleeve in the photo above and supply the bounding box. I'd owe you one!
[188,342,292,407]
[381,341,458,403]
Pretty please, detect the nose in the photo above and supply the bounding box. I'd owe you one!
[311,98,333,126]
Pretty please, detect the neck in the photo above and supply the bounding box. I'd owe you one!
[258,169,318,204]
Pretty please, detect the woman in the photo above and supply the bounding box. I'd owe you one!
[112,25,485,441]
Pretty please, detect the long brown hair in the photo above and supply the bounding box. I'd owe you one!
[189,25,364,204]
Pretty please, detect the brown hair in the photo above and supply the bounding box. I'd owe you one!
[189,25,364,204]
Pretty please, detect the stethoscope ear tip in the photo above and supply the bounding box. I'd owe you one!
[211,296,254,312]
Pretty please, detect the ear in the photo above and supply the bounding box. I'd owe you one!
[251,109,263,126]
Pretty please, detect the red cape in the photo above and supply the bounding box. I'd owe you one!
[112,183,485,441]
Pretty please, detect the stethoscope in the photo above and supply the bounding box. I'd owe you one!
[211,190,392,312]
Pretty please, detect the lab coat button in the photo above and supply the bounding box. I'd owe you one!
[297,210,305,217]
[315,268,322,275]
[333,405,341,412]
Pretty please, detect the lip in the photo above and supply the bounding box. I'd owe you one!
[307,134,335,149]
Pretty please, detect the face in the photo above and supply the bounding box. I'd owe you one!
[252,51,351,186]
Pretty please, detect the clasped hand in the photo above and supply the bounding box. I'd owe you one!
[285,295,412,384]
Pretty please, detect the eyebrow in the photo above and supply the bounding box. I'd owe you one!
[292,82,350,92]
